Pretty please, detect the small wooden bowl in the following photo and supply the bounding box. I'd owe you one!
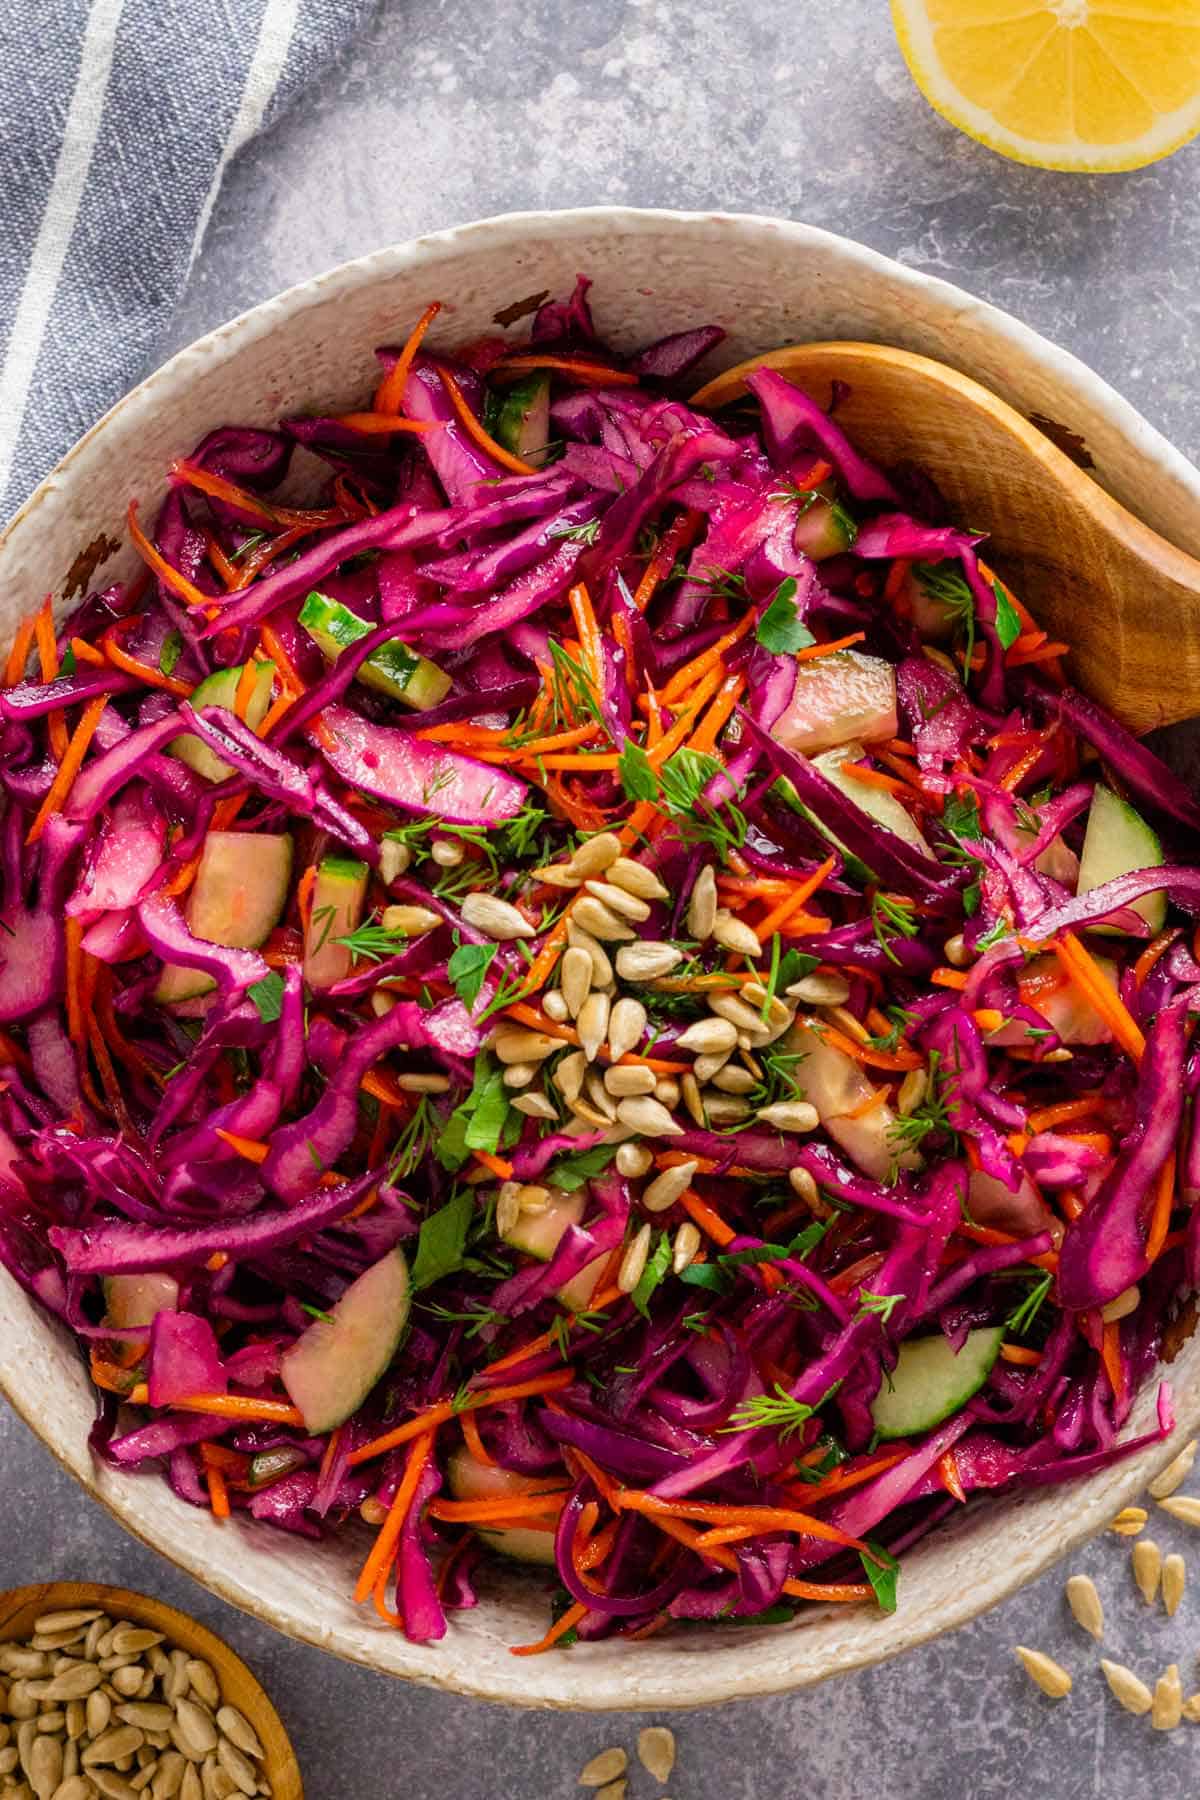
[0,1582,303,1799]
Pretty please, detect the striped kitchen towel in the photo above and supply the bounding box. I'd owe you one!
[0,0,374,523]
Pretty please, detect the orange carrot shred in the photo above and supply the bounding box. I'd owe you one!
[510,1600,590,1656]
[4,612,38,686]
[374,301,442,414]
[1053,933,1146,1062]
[25,694,108,843]
[440,367,536,475]
[354,1432,435,1605]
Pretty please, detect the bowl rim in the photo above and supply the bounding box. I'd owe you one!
[1,203,1197,1711]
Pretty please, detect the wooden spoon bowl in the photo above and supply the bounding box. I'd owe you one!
[693,342,1200,734]
[0,1582,303,1798]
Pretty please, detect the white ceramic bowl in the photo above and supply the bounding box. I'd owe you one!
[3,207,1199,1711]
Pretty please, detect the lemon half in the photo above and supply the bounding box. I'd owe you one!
[891,0,1200,173]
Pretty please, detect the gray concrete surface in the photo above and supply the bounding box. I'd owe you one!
[8,0,1200,1794]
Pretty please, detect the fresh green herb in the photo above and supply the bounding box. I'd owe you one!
[410,1189,475,1290]
[913,561,976,673]
[678,1262,732,1293]
[723,1380,841,1441]
[684,564,748,604]
[299,1303,334,1324]
[856,1288,903,1325]
[658,748,724,815]
[389,1097,442,1180]
[447,939,499,1011]
[618,741,746,860]
[745,1046,807,1113]
[962,878,982,917]
[759,933,782,1023]
[59,644,77,677]
[993,582,1022,651]
[547,1142,619,1192]
[159,630,184,676]
[419,1301,505,1339]
[631,1231,673,1317]
[755,578,816,655]
[887,1049,959,1157]
[976,917,1012,952]
[776,947,820,991]
[232,532,266,564]
[246,972,285,1024]
[547,639,605,732]
[871,892,919,965]
[861,1540,900,1613]
[941,791,983,841]
[547,517,602,546]
[474,968,533,1026]
[333,915,411,966]
[618,738,659,805]
[791,1435,849,1483]
[682,1311,713,1333]
[769,480,823,511]
[436,1057,510,1172]
[1005,1269,1053,1338]
[829,498,859,547]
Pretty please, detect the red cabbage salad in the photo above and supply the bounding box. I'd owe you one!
[1,278,1195,1652]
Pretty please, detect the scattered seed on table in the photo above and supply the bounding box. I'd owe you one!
[1064,1574,1103,1641]
[579,1748,628,1787]
[1158,1495,1200,1527]
[1014,1647,1071,1698]
[1152,1664,1184,1730]
[1163,1553,1186,1617]
[1100,1659,1154,1716]
[1133,1538,1162,1604]
[636,1726,676,1782]
[1110,1506,1148,1535]
[1148,1439,1198,1500]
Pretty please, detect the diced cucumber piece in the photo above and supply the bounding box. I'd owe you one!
[299,592,451,709]
[154,831,293,1003]
[492,374,552,468]
[103,1273,179,1330]
[985,951,1120,1048]
[812,741,932,855]
[774,654,898,755]
[1077,785,1166,935]
[304,855,369,991]
[501,1187,585,1262]
[792,492,856,560]
[786,1022,918,1181]
[871,1326,1004,1440]
[169,661,275,783]
[558,1254,608,1314]
[247,1446,308,1489]
[447,1445,558,1567]
[281,1248,411,1434]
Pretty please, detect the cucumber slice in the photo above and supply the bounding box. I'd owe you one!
[558,1254,608,1314]
[280,1248,411,1434]
[986,951,1120,1047]
[169,662,275,783]
[154,831,293,1003]
[304,855,369,991]
[299,592,450,710]
[792,493,856,560]
[871,1326,1004,1440]
[103,1273,179,1330]
[774,654,899,755]
[786,1022,919,1181]
[493,374,552,469]
[812,741,932,855]
[501,1187,585,1261]
[1077,785,1166,935]
[447,1445,559,1567]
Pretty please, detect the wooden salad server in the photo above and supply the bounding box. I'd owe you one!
[693,343,1200,736]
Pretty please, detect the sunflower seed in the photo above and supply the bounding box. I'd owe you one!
[615,1096,683,1137]
[512,1090,558,1120]
[501,1061,536,1089]
[170,1704,216,1762]
[757,1100,820,1133]
[636,1725,675,1783]
[530,862,582,890]
[32,1618,101,1641]
[1100,1285,1140,1323]
[210,1719,256,1769]
[1064,1574,1103,1640]
[0,1653,47,1679]
[1109,1506,1147,1535]
[615,943,682,981]
[594,1785,625,1800]
[1163,1553,1186,1616]
[672,1221,702,1274]
[87,1695,112,1740]
[0,1748,17,1775]
[702,1093,751,1125]
[8,1685,38,1720]
[680,1071,705,1127]
[692,1050,731,1083]
[92,1774,139,1800]
[552,1049,587,1105]
[615,1141,654,1178]
[1133,1538,1162,1604]
[676,1017,737,1055]
[1101,1659,1153,1715]
[942,934,970,968]
[561,947,593,1018]
[65,1703,84,1743]
[541,989,570,1023]
[83,1731,145,1768]
[584,880,651,924]
[461,892,536,940]
[570,833,622,878]
[607,858,668,902]
[378,839,411,884]
[1158,1495,1200,1526]
[213,1741,255,1800]
[51,1779,96,1800]
[643,1162,697,1213]
[152,1754,186,1800]
[577,992,611,1062]
[707,993,770,1040]
[563,925,611,991]
[393,1072,451,1095]
[604,1064,656,1097]
[379,904,441,937]
[493,1028,560,1065]
[1183,1692,1200,1723]
[1148,1439,1198,1499]
[42,1669,101,1705]
[573,897,635,942]
[607,997,646,1062]
[787,973,851,1007]
[110,1671,145,1700]
[711,1064,756,1094]
[1013,1647,1071,1698]
[1153,1663,1183,1730]
[653,1078,680,1109]
[618,1224,653,1293]
[712,910,762,959]
[27,1736,60,1800]
[897,1069,928,1117]
[35,1715,64,1736]
[789,1165,828,1212]
[496,1183,522,1238]
[584,1073,618,1122]
[686,866,717,941]
[580,1749,628,1788]
[179,1767,202,1800]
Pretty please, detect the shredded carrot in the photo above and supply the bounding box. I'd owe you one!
[371,1560,405,1629]
[615,1489,865,1550]
[69,636,107,668]
[103,616,194,697]
[841,762,912,798]
[1145,1151,1177,1264]
[1059,1188,1085,1223]
[126,1389,305,1425]
[331,413,436,436]
[430,1493,568,1524]
[998,742,1047,793]
[819,1020,923,1072]
[256,623,304,698]
[1057,1130,1112,1155]
[232,657,260,722]
[25,694,108,843]
[842,1086,890,1121]
[782,1577,875,1604]
[33,598,69,760]
[374,301,442,414]
[1053,933,1146,1062]
[632,510,701,612]
[214,1129,270,1164]
[459,1409,496,1468]
[510,1600,590,1656]
[126,500,210,611]
[998,1343,1042,1367]
[795,630,866,663]
[64,918,85,1049]
[1100,1321,1125,1405]
[440,366,536,475]
[472,1149,515,1181]
[354,1432,435,1604]
[87,1016,134,1134]
[494,354,638,386]
[169,460,345,530]
[679,1189,735,1248]
[784,1450,908,1506]
[930,967,969,990]
[660,612,756,704]
[205,1463,231,1520]
[645,664,726,769]
[1134,929,1179,989]
[937,1449,967,1503]
[753,858,837,942]
[3,611,38,687]
[347,1369,575,1469]
[972,1008,1006,1034]
[687,670,746,755]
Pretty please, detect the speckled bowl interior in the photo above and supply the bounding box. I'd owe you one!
[2,207,1200,1710]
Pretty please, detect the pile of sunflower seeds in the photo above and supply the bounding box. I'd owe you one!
[578,1726,676,1798]
[0,1609,271,1799]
